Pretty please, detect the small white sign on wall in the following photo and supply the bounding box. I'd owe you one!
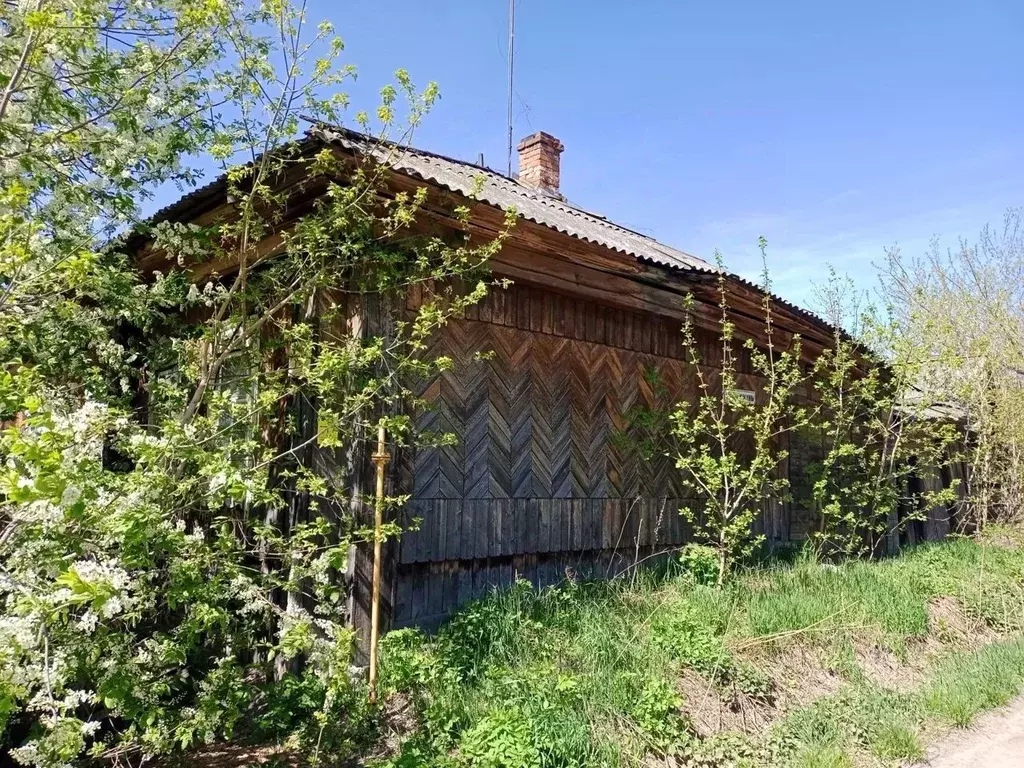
[731,388,756,405]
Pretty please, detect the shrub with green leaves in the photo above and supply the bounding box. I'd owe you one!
[459,709,540,768]
[0,2,509,765]
[809,270,961,558]
[670,243,809,586]
[679,543,721,587]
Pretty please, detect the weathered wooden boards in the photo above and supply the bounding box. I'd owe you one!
[410,321,691,503]
[393,547,679,629]
[399,498,691,565]
[392,282,791,627]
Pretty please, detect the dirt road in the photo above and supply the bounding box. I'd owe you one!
[913,697,1024,767]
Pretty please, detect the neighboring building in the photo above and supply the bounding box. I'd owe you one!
[137,126,949,645]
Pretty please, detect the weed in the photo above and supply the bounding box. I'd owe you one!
[679,543,721,587]
[632,678,690,752]
[681,731,760,766]
[651,605,733,678]
[744,559,929,639]
[783,696,846,754]
[731,662,774,701]
[782,684,921,760]
[378,627,438,692]
[459,708,540,768]
[823,639,863,682]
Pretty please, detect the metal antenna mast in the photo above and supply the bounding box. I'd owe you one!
[506,0,515,176]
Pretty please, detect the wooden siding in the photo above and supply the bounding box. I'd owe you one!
[393,282,786,627]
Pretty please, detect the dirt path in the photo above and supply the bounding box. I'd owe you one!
[912,696,1024,767]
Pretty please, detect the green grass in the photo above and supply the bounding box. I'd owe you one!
[779,684,923,763]
[923,636,1024,725]
[793,745,853,768]
[771,636,1024,765]
[376,535,1024,767]
[871,721,924,761]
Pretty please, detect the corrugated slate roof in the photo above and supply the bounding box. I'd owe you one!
[142,124,830,330]
[310,125,718,274]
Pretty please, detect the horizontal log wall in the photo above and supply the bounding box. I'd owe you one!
[394,547,678,630]
[394,281,788,627]
[399,498,692,563]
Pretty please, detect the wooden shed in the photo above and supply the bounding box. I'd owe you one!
[142,125,847,649]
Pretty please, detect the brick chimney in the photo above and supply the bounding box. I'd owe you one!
[516,132,564,197]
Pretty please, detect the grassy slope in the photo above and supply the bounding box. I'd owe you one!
[375,530,1024,767]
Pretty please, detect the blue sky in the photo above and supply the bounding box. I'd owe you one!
[194,1,1024,311]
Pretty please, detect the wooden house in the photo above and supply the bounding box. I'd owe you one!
[140,126,875,649]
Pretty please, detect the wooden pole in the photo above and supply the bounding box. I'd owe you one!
[367,423,390,703]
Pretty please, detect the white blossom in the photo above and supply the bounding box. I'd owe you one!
[59,486,81,508]
[80,720,101,737]
[77,611,98,633]
[100,597,124,619]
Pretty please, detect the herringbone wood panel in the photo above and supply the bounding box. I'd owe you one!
[397,283,786,628]
[412,285,743,509]
[462,321,494,499]
[414,321,703,503]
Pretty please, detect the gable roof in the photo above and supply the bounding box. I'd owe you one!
[141,124,831,334]
[145,124,715,274]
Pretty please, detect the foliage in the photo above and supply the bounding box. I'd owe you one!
[807,270,961,557]
[670,241,809,585]
[651,599,733,678]
[880,208,1024,528]
[0,1,510,765]
[615,240,964,576]
[678,543,720,587]
[459,708,541,768]
[631,678,689,753]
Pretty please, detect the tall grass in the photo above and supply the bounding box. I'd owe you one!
[377,535,1024,767]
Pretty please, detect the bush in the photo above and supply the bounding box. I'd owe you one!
[632,678,690,752]
[679,544,720,587]
[459,709,540,768]
[379,628,437,693]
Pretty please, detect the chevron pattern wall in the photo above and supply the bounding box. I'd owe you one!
[409,281,768,503]
[403,283,748,553]
[413,320,694,502]
[394,282,788,625]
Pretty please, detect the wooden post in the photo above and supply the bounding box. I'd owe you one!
[368,423,390,702]
[342,291,401,666]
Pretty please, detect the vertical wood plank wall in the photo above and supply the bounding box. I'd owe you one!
[392,282,788,628]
